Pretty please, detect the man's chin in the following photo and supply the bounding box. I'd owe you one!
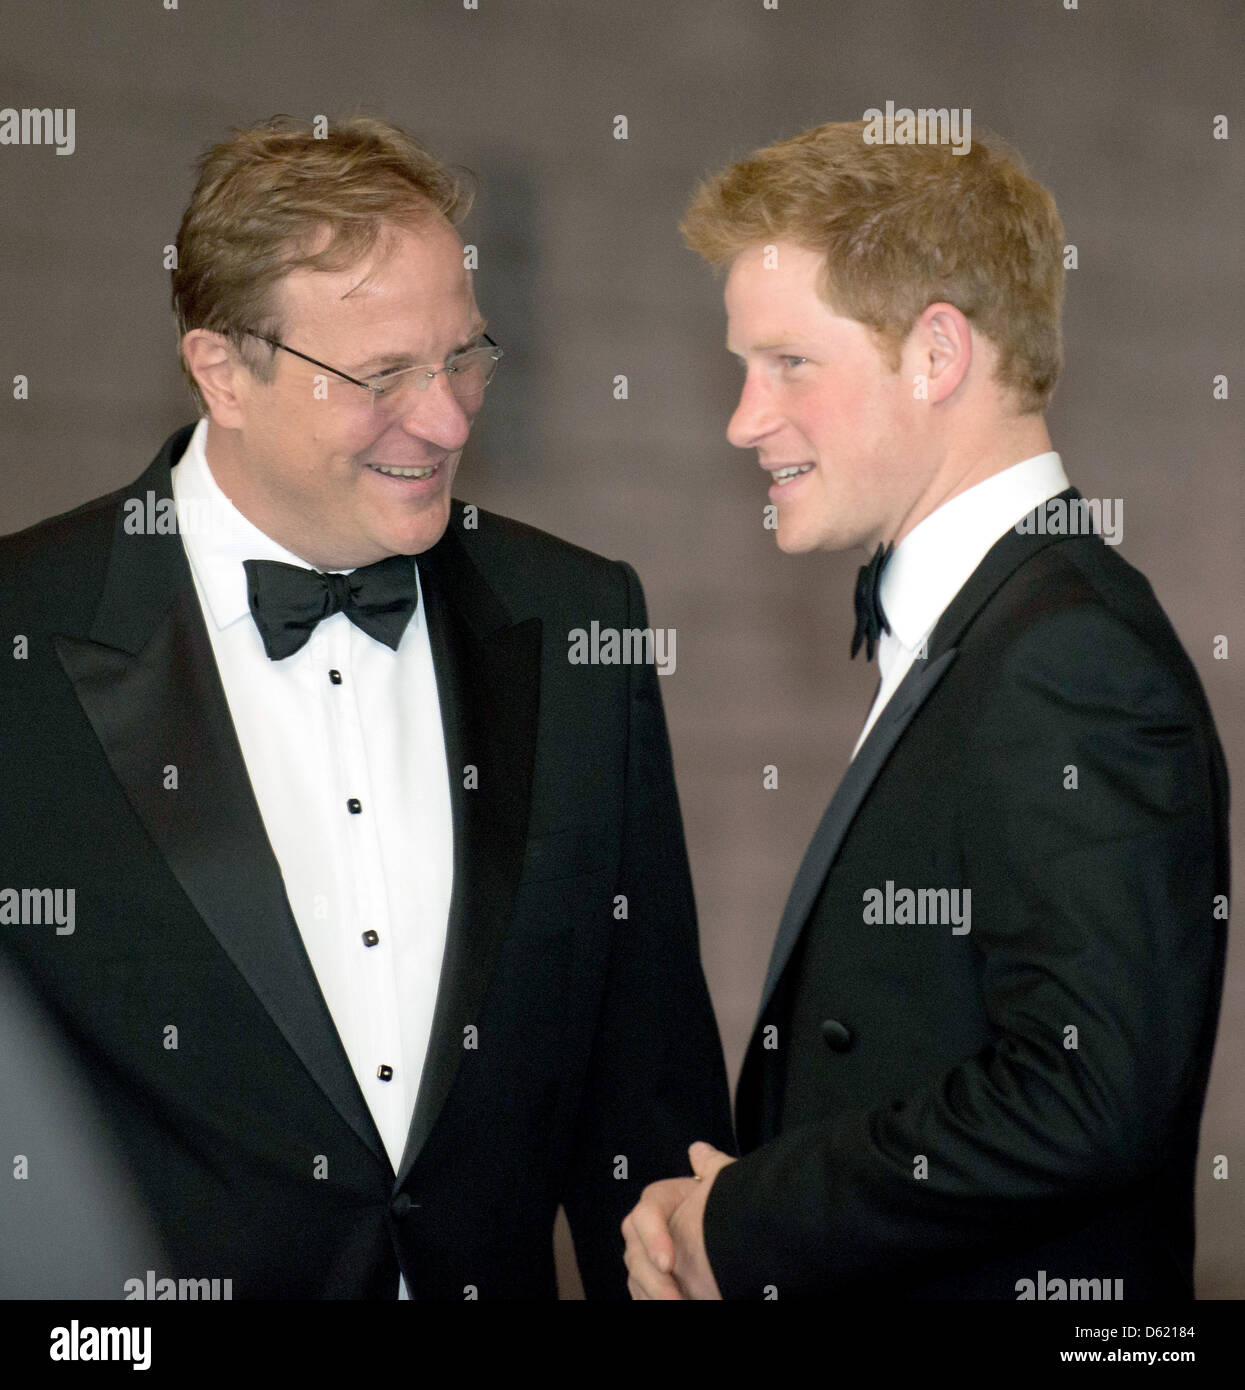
[365,491,454,558]
[775,510,875,556]
[379,518,452,558]
[774,522,822,555]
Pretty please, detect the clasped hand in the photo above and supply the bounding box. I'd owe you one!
[620,1141,736,1299]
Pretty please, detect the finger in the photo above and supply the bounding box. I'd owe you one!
[624,1242,685,1301]
[624,1229,686,1301]
[629,1196,677,1275]
[688,1140,731,1179]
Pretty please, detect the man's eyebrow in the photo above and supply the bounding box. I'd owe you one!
[728,337,805,355]
[350,320,488,373]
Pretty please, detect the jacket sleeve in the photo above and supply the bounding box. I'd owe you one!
[703,604,1228,1298]
[560,560,736,1299]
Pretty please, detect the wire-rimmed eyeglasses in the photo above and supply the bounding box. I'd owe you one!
[244,330,503,411]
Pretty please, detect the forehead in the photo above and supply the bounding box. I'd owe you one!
[724,241,844,347]
[276,217,474,325]
[725,243,829,323]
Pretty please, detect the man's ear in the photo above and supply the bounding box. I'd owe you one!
[180,329,253,429]
[910,302,973,405]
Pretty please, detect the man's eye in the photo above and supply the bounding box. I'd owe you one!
[780,356,808,370]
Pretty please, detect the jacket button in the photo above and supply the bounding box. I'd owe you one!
[391,1193,412,1218]
[821,1019,854,1052]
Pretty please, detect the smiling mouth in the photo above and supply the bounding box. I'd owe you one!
[366,462,439,480]
[770,464,814,485]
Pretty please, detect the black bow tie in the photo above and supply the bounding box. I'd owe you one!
[851,541,893,661]
[243,555,420,661]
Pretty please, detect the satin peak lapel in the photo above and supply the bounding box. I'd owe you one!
[53,428,386,1166]
[395,519,541,1186]
[758,648,958,1018]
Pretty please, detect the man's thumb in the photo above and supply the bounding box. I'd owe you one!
[688,1140,724,1177]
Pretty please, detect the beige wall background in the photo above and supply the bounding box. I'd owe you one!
[2,0,1240,1297]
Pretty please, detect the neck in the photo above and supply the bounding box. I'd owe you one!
[889,413,1053,550]
[203,419,327,568]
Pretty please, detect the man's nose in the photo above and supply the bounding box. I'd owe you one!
[396,372,474,449]
[726,374,780,450]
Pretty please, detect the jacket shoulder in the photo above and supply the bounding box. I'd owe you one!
[974,535,1212,721]
[0,423,192,597]
[0,478,125,561]
[0,482,128,631]
[446,499,637,619]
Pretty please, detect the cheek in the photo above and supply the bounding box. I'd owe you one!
[278,435,356,498]
[798,386,871,451]
[845,379,902,445]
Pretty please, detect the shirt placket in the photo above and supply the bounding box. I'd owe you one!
[312,618,406,1165]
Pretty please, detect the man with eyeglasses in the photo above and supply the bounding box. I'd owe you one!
[0,115,733,1299]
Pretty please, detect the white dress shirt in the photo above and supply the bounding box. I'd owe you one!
[172,418,453,1299]
[852,452,1070,758]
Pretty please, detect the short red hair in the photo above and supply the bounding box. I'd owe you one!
[681,121,1066,414]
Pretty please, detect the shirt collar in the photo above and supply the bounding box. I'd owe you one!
[877,451,1070,670]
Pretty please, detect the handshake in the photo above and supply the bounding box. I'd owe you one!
[620,1142,736,1300]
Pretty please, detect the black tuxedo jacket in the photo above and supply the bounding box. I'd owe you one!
[704,493,1229,1300]
[0,424,734,1299]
